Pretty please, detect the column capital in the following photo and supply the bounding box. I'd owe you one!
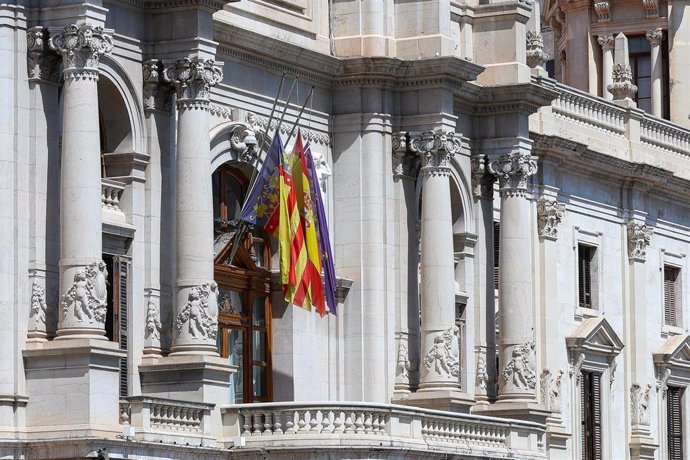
[646,28,664,46]
[143,59,173,114]
[27,27,60,84]
[627,221,653,261]
[408,130,461,177]
[391,132,418,180]
[537,198,566,240]
[597,33,615,51]
[488,152,538,197]
[470,154,494,199]
[48,24,113,81]
[163,58,223,110]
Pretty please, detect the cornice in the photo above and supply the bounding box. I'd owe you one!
[473,1,532,23]
[105,0,235,12]
[455,76,559,116]
[591,17,668,36]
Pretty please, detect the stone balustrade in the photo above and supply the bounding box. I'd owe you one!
[101,178,127,225]
[640,116,690,154]
[221,402,546,458]
[550,81,626,134]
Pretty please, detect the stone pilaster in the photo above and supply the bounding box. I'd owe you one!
[164,58,223,355]
[646,28,664,118]
[598,34,614,101]
[49,24,113,339]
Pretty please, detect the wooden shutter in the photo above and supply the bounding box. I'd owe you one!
[664,266,679,327]
[581,371,603,460]
[667,386,684,460]
[578,246,593,309]
[113,257,129,398]
[581,373,587,459]
[493,222,500,290]
[592,373,602,460]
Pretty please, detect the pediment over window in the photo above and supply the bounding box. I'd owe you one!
[566,316,624,358]
[654,334,690,370]
[214,231,264,274]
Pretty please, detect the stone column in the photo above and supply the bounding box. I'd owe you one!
[163,58,222,355]
[49,24,113,339]
[409,131,462,395]
[646,28,664,118]
[598,34,615,101]
[488,149,538,402]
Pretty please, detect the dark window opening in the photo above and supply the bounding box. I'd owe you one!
[578,245,595,309]
[493,221,500,290]
[668,386,684,460]
[664,265,680,327]
[581,371,603,460]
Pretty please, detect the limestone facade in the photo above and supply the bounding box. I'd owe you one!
[1,0,690,459]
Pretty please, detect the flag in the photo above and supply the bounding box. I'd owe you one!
[304,142,337,315]
[239,132,283,235]
[288,131,326,316]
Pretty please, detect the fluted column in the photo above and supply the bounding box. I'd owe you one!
[49,24,112,339]
[598,34,615,101]
[646,28,664,118]
[164,58,222,355]
[410,131,462,393]
[488,149,538,402]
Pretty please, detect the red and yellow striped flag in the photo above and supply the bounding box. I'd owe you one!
[278,140,304,291]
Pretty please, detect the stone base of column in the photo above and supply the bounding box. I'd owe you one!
[629,431,657,460]
[471,401,550,425]
[23,339,125,437]
[139,355,235,437]
[545,416,570,452]
[396,389,474,413]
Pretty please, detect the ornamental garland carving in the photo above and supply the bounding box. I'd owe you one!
[503,341,537,390]
[143,59,172,113]
[145,300,162,342]
[245,112,331,146]
[30,280,47,330]
[163,58,223,108]
[27,28,59,83]
[540,368,564,413]
[526,31,548,69]
[627,222,653,261]
[48,24,113,80]
[488,152,538,197]
[408,130,462,176]
[60,262,108,325]
[423,326,460,378]
[175,282,219,340]
[630,382,652,426]
[476,355,489,393]
[608,64,637,101]
[537,199,566,239]
[396,341,414,381]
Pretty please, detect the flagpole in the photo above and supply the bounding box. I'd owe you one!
[283,86,315,150]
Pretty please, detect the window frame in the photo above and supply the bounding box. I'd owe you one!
[660,250,686,335]
[573,227,603,318]
[667,385,685,460]
[664,265,682,327]
[581,370,603,460]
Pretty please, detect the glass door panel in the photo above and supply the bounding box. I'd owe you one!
[226,327,244,403]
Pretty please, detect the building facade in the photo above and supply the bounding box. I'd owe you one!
[1,0,689,458]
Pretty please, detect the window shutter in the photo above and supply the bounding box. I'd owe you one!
[581,373,587,459]
[115,257,129,398]
[592,373,602,460]
[667,386,683,460]
[493,222,500,290]
[664,267,678,327]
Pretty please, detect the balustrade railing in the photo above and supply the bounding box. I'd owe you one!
[101,179,128,225]
[550,81,626,134]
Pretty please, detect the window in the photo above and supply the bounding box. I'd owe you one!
[493,221,500,290]
[629,36,670,119]
[668,386,684,460]
[578,245,596,309]
[581,371,603,460]
[103,254,129,397]
[664,265,681,327]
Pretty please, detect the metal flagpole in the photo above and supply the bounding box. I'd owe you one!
[283,86,315,150]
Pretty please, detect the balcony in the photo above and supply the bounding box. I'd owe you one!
[101,178,127,225]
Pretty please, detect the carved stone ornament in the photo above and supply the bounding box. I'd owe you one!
[488,152,538,197]
[246,112,331,147]
[526,31,549,69]
[311,149,332,193]
[646,28,664,46]
[60,262,108,325]
[175,282,219,340]
[630,382,652,426]
[27,28,60,83]
[476,355,489,393]
[396,341,414,381]
[145,300,163,342]
[228,123,259,164]
[163,58,223,109]
[540,368,565,413]
[29,279,48,331]
[471,155,494,199]
[423,326,460,378]
[656,368,671,396]
[597,33,615,51]
[537,199,566,239]
[143,59,172,113]
[610,357,618,387]
[594,0,611,22]
[48,24,113,80]
[408,130,462,177]
[627,222,653,261]
[503,341,537,390]
[608,64,638,101]
[643,0,659,18]
[392,132,418,179]
[569,352,586,384]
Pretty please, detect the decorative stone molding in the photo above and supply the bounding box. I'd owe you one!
[476,355,489,393]
[470,155,494,199]
[627,222,653,261]
[48,24,113,80]
[526,31,549,69]
[568,352,585,384]
[630,382,652,426]
[392,132,418,180]
[227,123,260,165]
[60,262,108,325]
[642,0,659,18]
[655,368,671,396]
[488,153,538,197]
[245,112,331,146]
[163,58,223,109]
[143,59,173,114]
[28,276,48,339]
[610,357,618,387]
[540,368,564,413]
[27,28,59,83]
[408,130,462,177]
[537,199,566,239]
[503,341,537,390]
[608,64,637,101]
[396,341,414,381]
[174,282,219,340]
[145,299,162,342]
[594,0,611,22]
[597,34,615,51]
[422,326,460,378]
[646,28,664,46]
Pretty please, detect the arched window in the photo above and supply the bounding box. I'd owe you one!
[213,164,273,403]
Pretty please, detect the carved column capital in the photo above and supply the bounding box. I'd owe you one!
[392,132,418,179]
[627,221,653,261]
[48,24,113,81]
[608,64,638,100]
[163,58,223,110]
[471,154,494,199]
[143,59,173,114]
[646,28,664,46]
[408,130,461,177]
[537,198,566,239]
[27,27,60,83]
[597,33,615,51]
[526,31,549,69]
[488,152,538,197]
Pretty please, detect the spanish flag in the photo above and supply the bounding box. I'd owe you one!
[278,136,304,291]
